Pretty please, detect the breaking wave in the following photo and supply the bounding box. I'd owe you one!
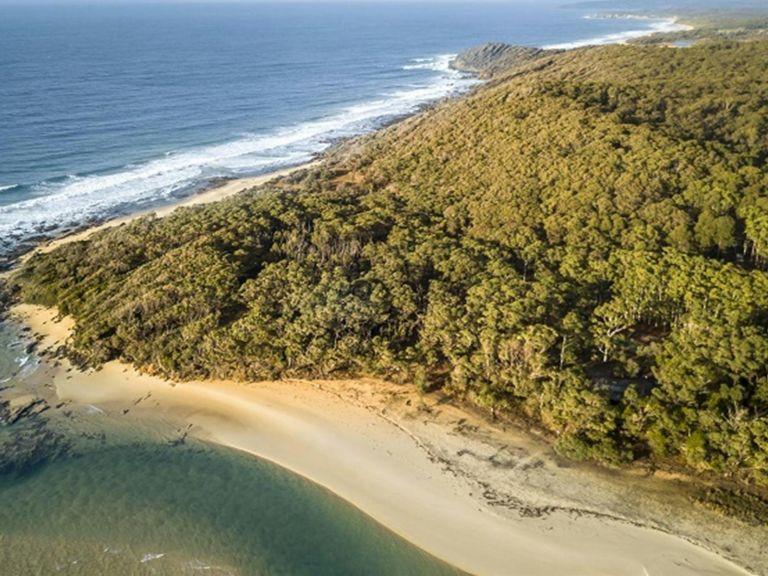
[0,55,477,257]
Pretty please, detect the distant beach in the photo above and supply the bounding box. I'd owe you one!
[543,16,693,49]
[19,162,318,263]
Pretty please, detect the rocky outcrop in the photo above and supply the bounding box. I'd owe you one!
[0,421,69,476]
[0,394,49,425]
[451,43,556,77]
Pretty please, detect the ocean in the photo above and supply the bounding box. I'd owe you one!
[0,0,692,261]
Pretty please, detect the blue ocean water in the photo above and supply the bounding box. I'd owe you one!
[0,2,687,256]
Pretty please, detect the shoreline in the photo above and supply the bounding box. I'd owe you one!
[1,9,697,274]
[542,16,693,50]
[7,303,761,576]
[1,13,697,273]
[8,161,318,269]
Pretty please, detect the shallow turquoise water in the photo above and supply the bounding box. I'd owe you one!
[0,435,464,576]
[0,318,463,575]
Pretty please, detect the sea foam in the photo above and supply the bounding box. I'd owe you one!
[140,553,166,563]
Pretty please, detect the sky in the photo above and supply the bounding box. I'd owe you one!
[1,0,763,9]
[0,0,563,5]
[0,0,551,4]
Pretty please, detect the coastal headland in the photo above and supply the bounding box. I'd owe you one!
[4,24,768,576]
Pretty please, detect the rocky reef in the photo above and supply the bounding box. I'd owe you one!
[0,416,69,477]
[0,386,68,477]
[0,394,49,426]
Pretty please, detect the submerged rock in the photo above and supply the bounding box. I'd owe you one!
[0,419,70,476]
[0,394,49,425]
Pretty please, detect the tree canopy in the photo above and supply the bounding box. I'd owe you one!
[13,41,768,486]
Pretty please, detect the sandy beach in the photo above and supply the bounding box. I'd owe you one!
[9,302,764,576]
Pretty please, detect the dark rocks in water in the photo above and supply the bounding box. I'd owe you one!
[168,430,188,447]
[0,421,70,476]
[0,394,50,426]
[0,278,15,314]
[451,43,557,77]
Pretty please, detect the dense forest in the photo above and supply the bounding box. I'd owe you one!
[11,41,768,487]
